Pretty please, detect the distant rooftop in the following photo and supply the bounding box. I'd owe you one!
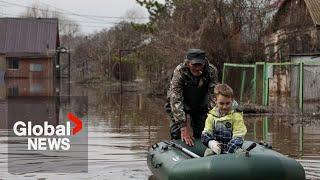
[0,18,59,57]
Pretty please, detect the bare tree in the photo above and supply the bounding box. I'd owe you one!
[132,0,276,92]
[19,1,80,37]
[71,22,144,82]
[123,7,147,24]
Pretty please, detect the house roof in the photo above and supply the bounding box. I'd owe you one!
[0,18,59,57]
[277,0,320,26]
[304,0,320,26]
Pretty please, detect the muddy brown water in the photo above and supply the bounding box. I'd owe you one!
[0,82,319,179]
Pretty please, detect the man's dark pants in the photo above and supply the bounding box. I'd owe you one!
[169,111,208,139]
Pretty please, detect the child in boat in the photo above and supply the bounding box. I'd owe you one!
[201,84,247,156]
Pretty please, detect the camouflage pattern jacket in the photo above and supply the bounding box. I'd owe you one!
[168,62,218,128]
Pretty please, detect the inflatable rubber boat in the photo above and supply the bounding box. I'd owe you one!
[147,139,305,180]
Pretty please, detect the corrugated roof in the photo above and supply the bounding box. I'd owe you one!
[304,0,320,26]
[277,0,320,26]
[5,52,52,58]
[0,19,7,52]
[0,18,59,56]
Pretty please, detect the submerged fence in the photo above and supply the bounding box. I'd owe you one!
[222,61,320,113]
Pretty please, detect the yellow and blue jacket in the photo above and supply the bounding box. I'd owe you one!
[201,107,247,151]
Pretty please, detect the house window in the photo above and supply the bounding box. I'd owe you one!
[302,34,311,53]
[8,85,19,96]
[7,58,19,69]
[30,83,42,94]
[289,37,297,54]
[30,64,43,72]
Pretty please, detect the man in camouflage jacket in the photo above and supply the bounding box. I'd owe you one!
[167,49,218,146]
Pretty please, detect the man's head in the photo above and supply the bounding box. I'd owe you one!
[185,49,206,76]
[214,84,234,115]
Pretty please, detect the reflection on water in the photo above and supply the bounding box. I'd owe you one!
[269,96,320,114]
[0,81,320,179]
[4,78,56,97]
[245,115,320,158]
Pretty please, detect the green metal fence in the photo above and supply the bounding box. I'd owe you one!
[222,61,320,113]
[222,63,257,104]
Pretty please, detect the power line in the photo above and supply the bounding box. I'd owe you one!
[0,0,148,33]
[0,9,126,25]
[30,1,126,24]
[34,0,148,19]
[0,0,148,21]
[0,11,129,25]
[0,0,108,24]
[0,12,118,28]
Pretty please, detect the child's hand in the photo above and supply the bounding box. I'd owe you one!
[181,127,194,146]
[208,140,221,154]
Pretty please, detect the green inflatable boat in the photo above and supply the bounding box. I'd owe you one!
[147,139,305,180]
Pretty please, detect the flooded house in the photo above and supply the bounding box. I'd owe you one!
[0,18,60,129]
[0,18,59,97]
[263,0,320,104]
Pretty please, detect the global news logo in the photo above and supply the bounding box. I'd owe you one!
[12,112,83,151]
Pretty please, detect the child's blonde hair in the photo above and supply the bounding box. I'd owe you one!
[214,84,234,98]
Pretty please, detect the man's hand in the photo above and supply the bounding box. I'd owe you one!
[208,140,221,154]
[181,127,194,146]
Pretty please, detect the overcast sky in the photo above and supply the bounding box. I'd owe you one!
[0,0,159,34]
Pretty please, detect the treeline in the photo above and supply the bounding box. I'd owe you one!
[70,0,277,94]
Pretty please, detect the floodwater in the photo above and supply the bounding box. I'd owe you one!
[0,79,320,179]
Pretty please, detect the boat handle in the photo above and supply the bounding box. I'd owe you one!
[150,154,162,168]
[245,143,256,157]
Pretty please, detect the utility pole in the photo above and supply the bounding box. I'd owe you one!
[68,51,71,103]
[118,49,123,94]
[56,47,71,102]
[118,49,134,93]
